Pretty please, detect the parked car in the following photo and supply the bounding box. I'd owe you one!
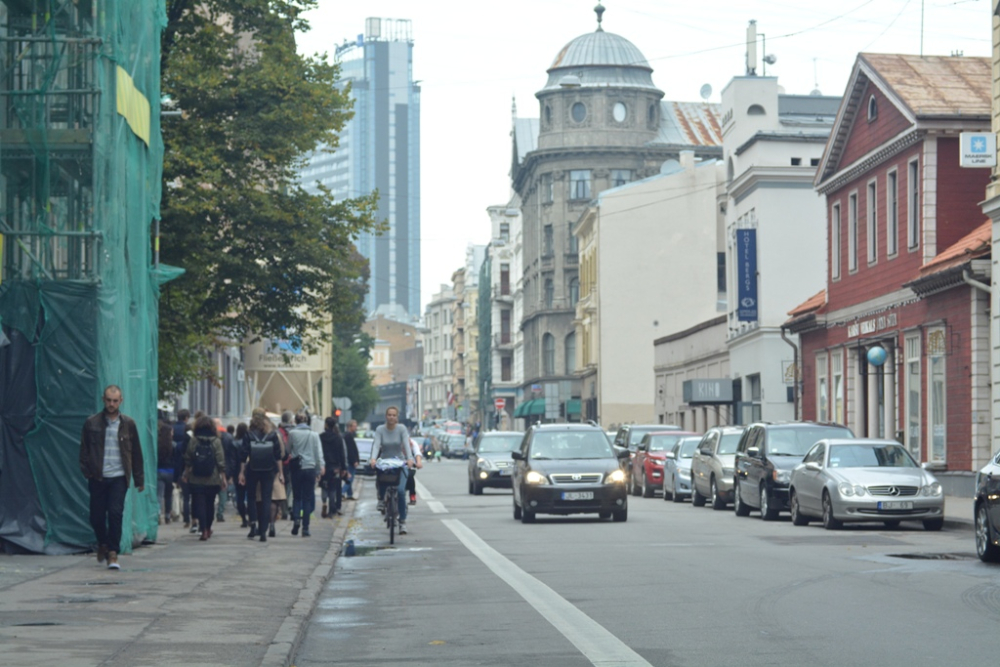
[733,422,854,520]
[690,426,745,509]
[468,431,523,494]
[355,438,375,476]
[614,423,681,487]
[512,423,631,522]
[631,431,700,497]
[974,449,1000,561]
[788,438,944,530]
[662,436,703,502]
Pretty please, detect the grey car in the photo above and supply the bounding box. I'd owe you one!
[690,426,744,510]
[662,436,702,502]
[788,438,945,530]
[468,431,523,494]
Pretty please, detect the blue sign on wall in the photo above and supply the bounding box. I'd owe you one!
[736,229,758,322]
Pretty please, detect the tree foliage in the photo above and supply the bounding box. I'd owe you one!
[330,333,380,422]
[158,0,380,397]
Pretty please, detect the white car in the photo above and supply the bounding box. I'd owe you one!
[788,438,944,530]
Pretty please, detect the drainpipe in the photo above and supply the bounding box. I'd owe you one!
[962,269,990,294]
[780,326,799,420]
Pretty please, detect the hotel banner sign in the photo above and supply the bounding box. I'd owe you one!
[847,313,897,338]
[736,229,758,322]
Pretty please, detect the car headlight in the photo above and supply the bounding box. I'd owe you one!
[772,470,791,485]
[838,482,866,497]
[525,471,549,485]
[677,468,691,479]
[477,458,495,470]
[605,469,626,484]
[922,482,942,497]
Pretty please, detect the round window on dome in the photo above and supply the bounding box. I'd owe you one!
[613,102,627,122]
[571,102,587,123]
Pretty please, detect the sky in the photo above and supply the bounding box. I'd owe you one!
[295,0,991,313]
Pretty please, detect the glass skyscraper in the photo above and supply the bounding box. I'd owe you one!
[301,17,421,320]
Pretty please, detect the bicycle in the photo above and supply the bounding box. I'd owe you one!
[377,465,404,544]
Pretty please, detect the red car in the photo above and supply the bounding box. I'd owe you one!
[631,431,700,498]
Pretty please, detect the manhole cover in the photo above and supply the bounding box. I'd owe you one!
[888,552,977,561]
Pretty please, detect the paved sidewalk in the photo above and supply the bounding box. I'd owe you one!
[943,493,974,529]
[0,483,362,667]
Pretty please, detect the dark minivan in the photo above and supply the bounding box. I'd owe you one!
[733,422,853,520]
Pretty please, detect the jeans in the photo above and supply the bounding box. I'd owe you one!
[246,469,275,534]
[292,468,317,528]
[156,470,174,518]
[342,465,356,498]
[406,468,416,496]
[377,467,409,522]
[321,470,342,512]
[179,480,193,523]
[88,476,128,552]
[192,486,219,533]
[216,484,228,519]
[234,480,247,520]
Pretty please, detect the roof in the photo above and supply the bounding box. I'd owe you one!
[513,118,539,165]
[651,101,723,147]
[787,290,827,318]
[860,53,991,118]
[916,220,990,277]
[541,30,658,91]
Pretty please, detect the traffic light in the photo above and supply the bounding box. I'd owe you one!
[334,408,342,420]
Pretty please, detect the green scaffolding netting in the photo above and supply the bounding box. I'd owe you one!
[0,0,168,554]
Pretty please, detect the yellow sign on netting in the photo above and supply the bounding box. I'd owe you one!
[116,66,150,146]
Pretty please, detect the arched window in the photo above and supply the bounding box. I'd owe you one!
[565,332,576,374]
[569,277,580,306]
[544,278,554,309]
[648,103,657,125]
[867,95,878,121]
[747,104,765,116]
[545,105,552,125]
[543,333,556,375]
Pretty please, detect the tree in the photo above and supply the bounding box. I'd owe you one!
[157,0,380,397]
[330,333,380,422]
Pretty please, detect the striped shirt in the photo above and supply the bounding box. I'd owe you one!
[102,416,125,478]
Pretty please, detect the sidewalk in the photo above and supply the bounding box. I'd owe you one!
[0,483,362,667]
[943,493,974,529]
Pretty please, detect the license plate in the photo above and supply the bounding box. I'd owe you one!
[561,491,594,501]
[877,500,913,510]
[499,469,510,476]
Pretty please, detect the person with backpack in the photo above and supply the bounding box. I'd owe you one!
[182,415,226,541]
[238,409,284,542]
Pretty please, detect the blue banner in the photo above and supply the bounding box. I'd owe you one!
[736,229,758,322]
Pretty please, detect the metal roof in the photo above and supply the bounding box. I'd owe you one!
[513,118,539,165]
[651,101,723,147]
[860,53,991,118]
[541,30,657,92]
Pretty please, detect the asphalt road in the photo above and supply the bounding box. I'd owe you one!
[295,459,1000,667]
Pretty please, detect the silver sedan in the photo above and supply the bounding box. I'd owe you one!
[788,438,944,530]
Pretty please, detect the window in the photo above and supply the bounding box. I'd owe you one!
[568,221,578,253]
[810,158,820,167]
[867,95,878,121]
[905,334,921,460]
[745,374,762,423]
[887,171,898,256]
[569,277,579,306]
[848,192,858,271]
[612,102,627,122]
[832,351,843,424]
[648,103,657,125]
[927,328,946,464]
[747,104,765,115]
[831,203,841,280]
[565,333,576,374]
[544,278,554,309]
[569,170,591,200]
[907,159,919,249]
[816,354,829,423]
[611,169,631,187]
[500,263,510,295]
[541,173,553,204]
[571,102,587,122]
[499,223,509,242]
[501,356,512,381]
[500,309,511,344]
[543,333,555,375]
[544,105,552,125]
[543,225,554,257]
[790,157,801,166]
[867,181,877,263]
[717,252,726,293]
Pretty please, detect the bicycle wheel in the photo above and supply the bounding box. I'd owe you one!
[386,489,397,545]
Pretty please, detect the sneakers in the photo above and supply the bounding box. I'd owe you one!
[398,522,407,535]
[259,532,267,543]
[409,493,417,506]
[106,551,120,570]
[302,529,311,537]
[189,523,199,534]
[216,514,225,523]
[96,544,108,564]
[291,521,300,536]
[240,518,249,528]
[268,525,276,538]
[321,503,328,518]
[377,499,385,513]
[247,523,257,539]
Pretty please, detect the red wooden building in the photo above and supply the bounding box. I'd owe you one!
[785,53,992,484]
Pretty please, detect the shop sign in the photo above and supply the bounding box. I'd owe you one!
[847,313,897,339]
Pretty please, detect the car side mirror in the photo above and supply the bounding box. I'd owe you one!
[511,451,525,461]
[699,447,712,457]
[747,446,760,458]
[805,462,821,472]
[920,461,929,470]
[665,451,676,460]
[615,448,631,459]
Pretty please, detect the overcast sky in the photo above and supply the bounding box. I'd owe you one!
[296,0,991,313]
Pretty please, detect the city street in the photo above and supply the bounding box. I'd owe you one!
[297,459,997,667]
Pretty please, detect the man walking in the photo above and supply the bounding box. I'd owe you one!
[343,419,360,500]
[79,385,145,570]
[320,417,347,517]
[286,413,325,537]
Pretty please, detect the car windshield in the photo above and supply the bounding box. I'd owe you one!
[648,434,684,452]
[717,433,742,455]
[767,426,852,456]
[530,431,614,460]
[629,427,663,447]
[678,438,701,458]
[827,444,918,468]
[478,435,522,453]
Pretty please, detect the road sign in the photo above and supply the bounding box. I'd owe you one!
[494,397,506,410]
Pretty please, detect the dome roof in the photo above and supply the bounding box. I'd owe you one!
[549,30,650,71]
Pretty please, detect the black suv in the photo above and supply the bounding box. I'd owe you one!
[512,423,631,523]
[733,422,854,520]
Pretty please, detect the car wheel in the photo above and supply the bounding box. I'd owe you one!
[822,491,841,530]
[642,478,655,498]
[691,485,706,507]
[521,509,535,524]
[975,503,1000,562]
[513,498,522,520]
[672,479,684,503]
[922,518,944,531]
[760,485,780,521]
[790,490,809,526]
[734,482,751,517]
[599,511,611,519]
[883,520,900,529]
[710,477,726,510]
[613,507,628,522]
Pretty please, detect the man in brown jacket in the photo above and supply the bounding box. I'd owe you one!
[79,385,144,570]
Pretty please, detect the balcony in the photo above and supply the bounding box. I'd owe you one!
[494,333,514,349]
[493,285,513,302]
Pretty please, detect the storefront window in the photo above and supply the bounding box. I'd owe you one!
[816,353,828,423]
[905,335,920,460]
[926,328,946,464]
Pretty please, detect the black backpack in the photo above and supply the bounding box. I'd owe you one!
[249,432,274,472]
[192,436,216,477]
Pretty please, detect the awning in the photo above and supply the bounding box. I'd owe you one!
[515,399,546,418]
[513,401,526,418]
[566,399,581,415]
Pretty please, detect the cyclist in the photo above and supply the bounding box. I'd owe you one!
[369,406,415,534]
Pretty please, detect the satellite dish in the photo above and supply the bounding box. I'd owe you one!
[699,83,712,101]
[763,54,777,65]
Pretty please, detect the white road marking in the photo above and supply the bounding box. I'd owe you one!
[443,519,653,667]
[414,478,447,514]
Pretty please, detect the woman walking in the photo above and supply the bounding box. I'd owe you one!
[182,415,226,541]
[156,421,175,524]
[233,422,249,527]
[320,418,347,517]
[238,409,283,542]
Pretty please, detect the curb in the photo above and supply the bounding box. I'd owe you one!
[943,517,974,531]
[260,483,360,667]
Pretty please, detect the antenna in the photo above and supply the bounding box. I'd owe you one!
[746,20,758,75]
[699,83,712,101]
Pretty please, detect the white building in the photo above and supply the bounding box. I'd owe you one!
[483,199,523,428]
[422,285,455,419]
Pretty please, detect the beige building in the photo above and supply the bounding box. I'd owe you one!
[450,245,486,424]
[423,285,455,419]
[574,153,726,427]
[363,314,422,386]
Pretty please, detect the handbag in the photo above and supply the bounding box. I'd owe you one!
[287,455,302,474]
